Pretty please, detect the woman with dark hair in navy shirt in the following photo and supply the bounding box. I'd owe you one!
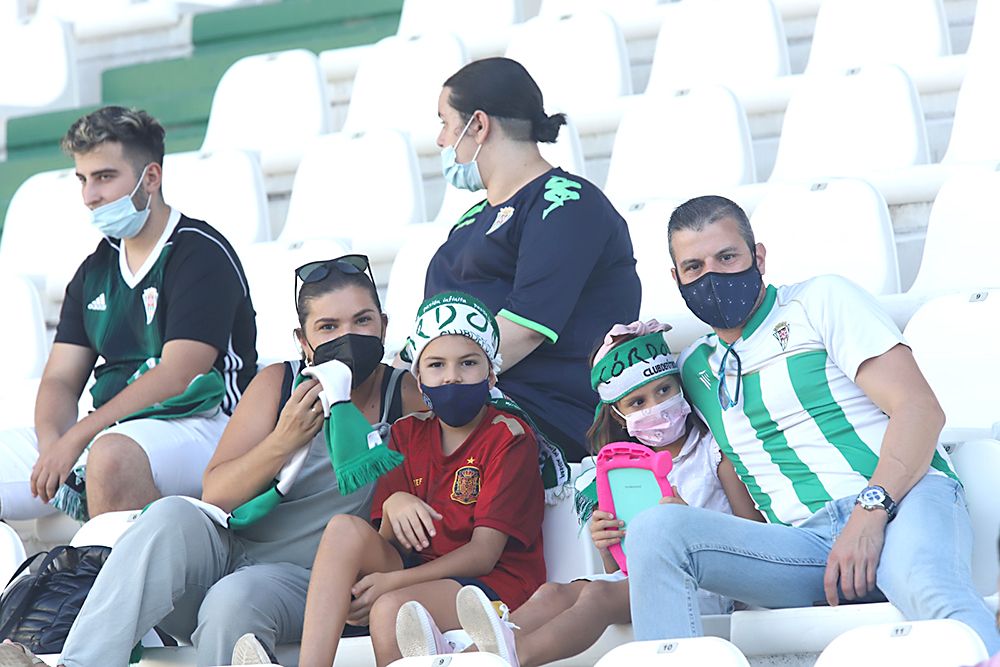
[424,57,641,461]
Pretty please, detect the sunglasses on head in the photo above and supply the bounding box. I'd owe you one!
[293,254,377,303]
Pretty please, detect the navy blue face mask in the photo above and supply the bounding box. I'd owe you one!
[421,379,490,428]
[677,263,763,330]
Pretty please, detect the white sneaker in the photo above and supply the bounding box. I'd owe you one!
[231,632,278,665]
[456,586,521,667]
[396,600,455,657]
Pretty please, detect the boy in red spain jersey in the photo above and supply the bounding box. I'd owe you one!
[294,291,545,667]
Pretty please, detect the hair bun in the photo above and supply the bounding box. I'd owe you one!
[532,112,567,144]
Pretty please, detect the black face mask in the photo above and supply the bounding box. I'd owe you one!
[677,263,763,330]
[311,333,384,388]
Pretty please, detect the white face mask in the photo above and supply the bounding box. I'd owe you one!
[440,114,484,192]
[616,391,692,448]
[89,164,152,239]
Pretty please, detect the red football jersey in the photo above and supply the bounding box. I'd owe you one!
[372,405,546,609]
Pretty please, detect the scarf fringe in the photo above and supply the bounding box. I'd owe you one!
[52,469,89,522]
[335,445,405,496]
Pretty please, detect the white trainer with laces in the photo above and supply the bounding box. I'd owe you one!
[231,632,278,665]
[456,585,521,667]
[396,600,456,657]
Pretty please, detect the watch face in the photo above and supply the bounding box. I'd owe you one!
[860,487,886,506]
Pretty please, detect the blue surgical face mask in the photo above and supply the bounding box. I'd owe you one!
[89,164,152,239]
[421,379,490,428]
[677,262,763,330]
[441,115,484,192]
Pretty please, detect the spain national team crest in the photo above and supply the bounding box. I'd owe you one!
[486,206,515,235]
[142,287,159,326]
[772,321,790,351]
[450,465,481,505]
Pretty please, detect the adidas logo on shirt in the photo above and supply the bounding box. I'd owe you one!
[87,293,107,312]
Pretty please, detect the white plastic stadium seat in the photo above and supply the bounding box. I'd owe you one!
[342,32,467,146]
[941,59,1000,164]
[908,171,1000,294]
[201,49,330,175]
[905,290,1000,435]
[162,149,270,247]
[603,86,755,207]
[0,15,78,112]
[769,65,929,182]
[749,179,900,295]
[240,238,351,367]
[0,168,102,312]
[0,521,27,588]
[389,655,513,667]
[814,619,988,666]
[504,10,632,114]
[433,115,586,225]
[542,463,604,583]
[622,198,711,353]
[0,273,49,380]
[967,0,1000,59]
[70,510,138,548]
[279,129,424,248]
[35,0,180,41]
[397,0,521,45]
[595,637,750,667]
[382,222,451,357]
[949,438,1000,596]
[806,0,950,73]
[645,0,789,94]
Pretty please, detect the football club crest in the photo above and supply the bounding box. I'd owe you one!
[772,321,790,351]
[450,465,481,505]
[486,206,515,235]
[142,287,159,325]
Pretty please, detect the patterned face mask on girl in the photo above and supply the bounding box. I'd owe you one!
[616,391,691,448]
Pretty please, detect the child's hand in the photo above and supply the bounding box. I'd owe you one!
[659,485,688,506]
[382,491,443,551]
[348,571,399,626]
[589,509,625,551]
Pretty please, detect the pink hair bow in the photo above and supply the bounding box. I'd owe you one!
[594,319,673,363]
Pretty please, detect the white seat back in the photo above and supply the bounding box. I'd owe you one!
[595,637,750,666]
[904,290,1000,435]
[942,60,1000,164]
[750,179,900,295]
[70,510,138,548]
[383,222,451,357]
[908,171,1000,294]
[968,0,1000,58]
[0,273,49,380]
[806,0,951,73]
[505,10,631,114]
[279,130,425,246]
[542,464,603,584]
[604,86,755,206]
[397,0,521,43]
[201,49,330,172]
[621,199,711,353]
[0,522,27,588]
[646,0,789,94]
[343,33,467,143]
[161,149,270,247]
[949,438,1000,596]
[0,15,77,110]
[240,238,352,367]
[770,65,929,182]
[0,169,102,308]
[814,619,988,666]
[388,655,513,666]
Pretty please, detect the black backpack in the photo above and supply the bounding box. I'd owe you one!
[0,545,111,654]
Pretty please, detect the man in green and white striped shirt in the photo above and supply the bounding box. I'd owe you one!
[625,196,999,655]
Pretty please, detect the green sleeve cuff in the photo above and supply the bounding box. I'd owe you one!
[498,309,559,344]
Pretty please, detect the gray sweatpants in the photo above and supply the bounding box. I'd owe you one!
[61,496,310,667]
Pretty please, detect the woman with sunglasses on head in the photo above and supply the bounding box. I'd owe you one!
[426,57,641,462]
[42,255,424,667]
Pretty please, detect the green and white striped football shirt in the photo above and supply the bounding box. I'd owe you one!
[679,275,956,526]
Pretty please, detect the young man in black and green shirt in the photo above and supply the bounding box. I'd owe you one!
[0,106,257,521]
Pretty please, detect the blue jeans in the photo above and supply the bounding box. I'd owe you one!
[626,474,1000,654]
